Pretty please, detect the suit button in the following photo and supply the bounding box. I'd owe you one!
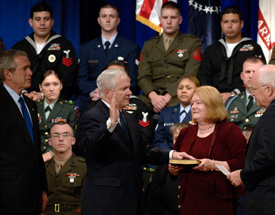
[164,58,168,61]
[55,192,58,196]
[45,132,48,135]
[178,205,181,208]
[45,125,47,128]
[55,183,58,187]
[231,119,233,121]
[244,127,247,130]
[165,65,168,69]
[43,146,46,150]
[245,118,249,122]
[71,161,75,164]
[178,185,180,189]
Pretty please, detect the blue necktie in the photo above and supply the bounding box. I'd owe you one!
[119,111,131,142]
[19,97,34,146]
[180,110,186,123]
[105,41,110,55]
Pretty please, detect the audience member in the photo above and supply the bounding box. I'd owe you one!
[78,68,191,214]
[0,49,47,214]
[148,122,190,215]
[228,64,275,214]
[225,56,265,142]
[75,4,140,115]
[0,38,4,55]
[44,122,86,214]
[12,2,78,100]
[138,1,201,113]
[154,76,199,150]
[36,70,79,162]
[198,6,265,103]
[171,86,247,215]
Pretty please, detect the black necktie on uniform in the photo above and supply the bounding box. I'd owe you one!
[247,95,253,112]
[105,41,110,55]
[180,110,186,123]
[45,106,51,112]
[119,111,131,142]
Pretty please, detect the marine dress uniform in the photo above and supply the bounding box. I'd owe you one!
[138,31,201,109]
[44,153,86,214]
[225,91,265,131]
[36,98,79,154]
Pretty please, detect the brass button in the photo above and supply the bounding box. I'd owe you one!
[244,127,247,130]
[45,125,47,128]
[44,146,46,149]
[45,132,48,135]
[245,118,249,122]
[231,119,233,121]
[45,139,48,142]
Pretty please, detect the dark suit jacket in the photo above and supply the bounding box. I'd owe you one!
[0,84,47,214]
[77,34,140,101]
[241,99,275,214]
[78,100,169,215]
[154,104,192,149]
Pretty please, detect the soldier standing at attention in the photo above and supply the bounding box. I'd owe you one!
[44,122,86,214]
[138,1,202,113]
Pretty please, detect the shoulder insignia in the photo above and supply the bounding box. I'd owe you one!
[192,47,202,61]
[67,100,75,105]
[74,106,80,118]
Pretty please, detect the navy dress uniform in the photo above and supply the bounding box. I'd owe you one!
[44,153,86,214]
[36,98,79,154]
[225,92,265,131]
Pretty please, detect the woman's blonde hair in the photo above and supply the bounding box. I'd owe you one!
[193,86,228,123]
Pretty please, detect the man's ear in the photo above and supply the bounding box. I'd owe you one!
[71,137,76,146]
[48,138,52,146]
[3,69,11,81]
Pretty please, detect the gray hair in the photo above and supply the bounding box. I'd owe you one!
[258,65,275,89]
[0,49,28,81]
[97,68,128,98]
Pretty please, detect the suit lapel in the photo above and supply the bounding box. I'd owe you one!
[234,95,246,115]
[171,104,180,124]
[46,159,56,178]
[37,100,47,124]
[166,32,184,55]
[94,37,106,64]
[184,110,192,123]
[156,35,166,55]
[103,35,121,67]
[56,155,74,178]
[247,102,261,116]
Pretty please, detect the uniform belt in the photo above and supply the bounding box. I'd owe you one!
[46,203,80,212]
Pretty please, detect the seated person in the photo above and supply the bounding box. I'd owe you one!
[225,56,265,142]
[148,122,191,215]
[36,70,79,162]
[154,76,200,149]
[44,122,86,215]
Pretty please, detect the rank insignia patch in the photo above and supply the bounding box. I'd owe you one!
[63,57,73,67]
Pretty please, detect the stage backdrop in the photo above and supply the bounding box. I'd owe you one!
[0,0,259,57]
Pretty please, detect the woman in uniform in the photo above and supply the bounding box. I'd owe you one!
[36,70,79,162]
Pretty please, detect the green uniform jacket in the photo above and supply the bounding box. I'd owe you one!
[36,98,79,154]
[225,93,265,131]
[138,31,201,108]
[269,46,275,64]
[44,153,86,215]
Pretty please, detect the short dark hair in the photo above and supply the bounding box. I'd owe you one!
[221,6,243,21]
[107,60,130,75]
[177,75,200,88]
[30,2,53,18]
[161,1,181,14]
[245,56,265,65]
[99,4,119,17]
[39,70,61,84]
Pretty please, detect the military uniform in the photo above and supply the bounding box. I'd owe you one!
[269,46,275,64]
[12,31,78,100]
[0,38,4,55]
[44,153,86,215]
[36,98,79,154]
[138,31,201,109]
[225,92,265,131]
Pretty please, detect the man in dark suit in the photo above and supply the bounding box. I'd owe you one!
[78,68,191,215]
[228,64,275,214]
[0,50,47,214]
[75,4,140,115]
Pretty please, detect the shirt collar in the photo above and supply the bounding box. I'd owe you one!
[44,98,59,110]
[3,83,22,103]
[101,32,118,48]
[180,103,191,113]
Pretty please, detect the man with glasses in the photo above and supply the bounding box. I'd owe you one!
[228,64,275,214]
[44,122,86,214]
[225,56,265,142]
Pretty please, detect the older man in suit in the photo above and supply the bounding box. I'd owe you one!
[78,68,192,215]
[0,49,47,214]
[75,4,140,115]
[228,64,275,214]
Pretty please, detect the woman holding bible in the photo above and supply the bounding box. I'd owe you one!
[171,86,247,215]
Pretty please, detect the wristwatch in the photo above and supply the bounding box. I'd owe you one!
[230,91,235,97]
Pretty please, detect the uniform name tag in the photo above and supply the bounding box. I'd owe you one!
[88,60,98,64]
[164,123,174,126]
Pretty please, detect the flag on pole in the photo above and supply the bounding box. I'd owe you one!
[136,0,177,33]
[257,0,275,62]
[187,0,221,53]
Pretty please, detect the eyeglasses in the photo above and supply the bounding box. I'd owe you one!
[51,132,71,138]
[248,85,266,93]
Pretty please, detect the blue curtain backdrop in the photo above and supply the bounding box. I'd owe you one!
[0,0,259,57]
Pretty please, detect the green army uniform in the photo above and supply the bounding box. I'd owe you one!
[138,31,201,109]
[225,92,265,131]
[44,153,86,214]
[269,46,275,64]
[36,98,79,154]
